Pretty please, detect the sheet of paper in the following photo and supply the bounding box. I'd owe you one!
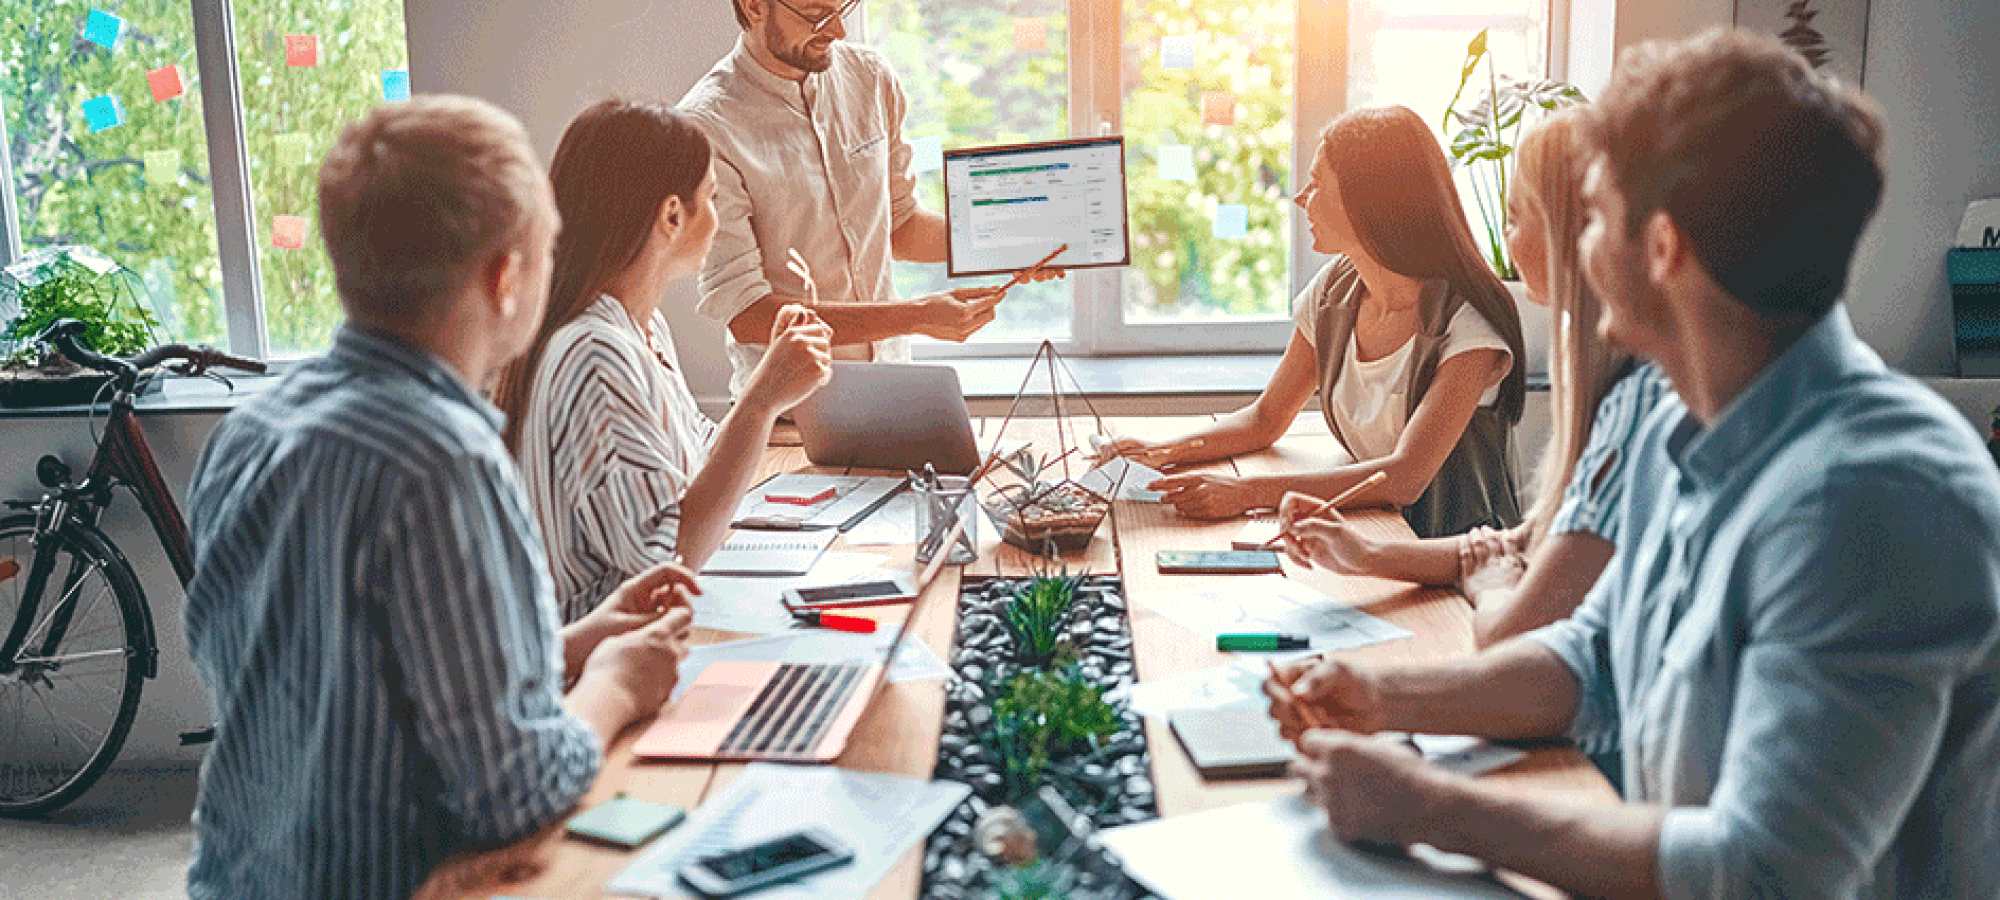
[1136,574,1411,653]
[1013,16,1048,51]
[143,150,180,186]
[147,65,184,102]
[732,474,904,531]
[701,528,837,576]
[284,33,319,67]
[381,69,411,101]
[1100,793,1526,900]
[1232,518,1281,550]
[1214,203,1249,240]
[1201,91,1237,126]
[276,132,314,166]
[271,215,307,250]
[1078,456,1167,503]
[84,9,124,50]
[609,764,969,899]
[673,628,948,702]
[692,551,893,634]
[1960,197,2000,248]
[1109,659,1266,718]
[82,95,123,132]
[1159,144,1195,182]
[1411,734,1528,777]
[1161,34,1196,69]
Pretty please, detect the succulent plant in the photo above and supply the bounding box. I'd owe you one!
[1003,570,1087,668]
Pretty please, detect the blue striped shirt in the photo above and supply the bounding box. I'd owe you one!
[183,325,601,900]
[1547,363,1674,544]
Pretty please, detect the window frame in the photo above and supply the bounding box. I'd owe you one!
[877,0,1558,359]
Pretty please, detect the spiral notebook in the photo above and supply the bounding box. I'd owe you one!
[700,529,838,577]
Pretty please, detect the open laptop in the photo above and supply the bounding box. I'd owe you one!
[791,362,982,475]
[631,514,963,763]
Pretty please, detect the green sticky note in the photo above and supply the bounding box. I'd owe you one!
[144,150,181,186]
[565,796,685,849]
[276,132,313,166]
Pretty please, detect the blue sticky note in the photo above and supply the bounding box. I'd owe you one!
[82,95,124,132]
[1159,144,1194,182]
[910,135,943,174]
[1214,204,1249,240]
[381,69,410,102]
[1161,35,1196,70]
[83,9,124,50]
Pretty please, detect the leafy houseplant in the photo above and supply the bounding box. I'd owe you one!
[1440,29,1588,280]
[984,665,1124,803]
[1003,569,1088,668]
[1,248,160,368]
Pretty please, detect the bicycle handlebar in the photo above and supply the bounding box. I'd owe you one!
[34,319,267,389]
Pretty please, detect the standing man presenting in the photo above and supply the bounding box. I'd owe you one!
[681,0,1047,397]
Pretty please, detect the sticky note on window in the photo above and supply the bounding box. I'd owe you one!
[1202,92,1237,126]
[82,95,123,132]
[910,135,943,174]
[1161,35,1196,70]
[1159,144,1194,182]
[272,215,307,250]
[284,34,318,67]
[276,133,314,166]
[1214,204,1249,240]
[84,9,124,50]
[1013,17,1047,52]
[381,69,410,102]
[147,65,185,102]
[144,150,181,185]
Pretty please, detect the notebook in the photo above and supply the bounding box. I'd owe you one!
[700,529,838,577]
[1169,707,1292,779]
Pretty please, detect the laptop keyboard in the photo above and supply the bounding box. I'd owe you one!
[717,663,867,758]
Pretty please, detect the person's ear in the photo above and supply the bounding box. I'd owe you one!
[482,247,527,322]
[738,0,766,28]
[1642,210,1685,290]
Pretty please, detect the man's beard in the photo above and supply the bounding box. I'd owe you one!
[765,22,834,73]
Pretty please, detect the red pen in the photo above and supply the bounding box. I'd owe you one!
[793,611,877,633]
[766,486,837,506]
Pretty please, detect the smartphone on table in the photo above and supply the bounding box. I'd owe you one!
[677,827,856,897]
[781,576,918,610]
[1155,549,1284,574]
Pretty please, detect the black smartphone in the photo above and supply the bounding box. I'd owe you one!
[782,577,918,610]
[677,827,856,897]
[1155,549,1284,574]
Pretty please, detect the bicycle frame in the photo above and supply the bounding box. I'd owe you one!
[1,385,166,680]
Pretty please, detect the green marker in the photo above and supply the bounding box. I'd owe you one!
[1217,633,1310,652]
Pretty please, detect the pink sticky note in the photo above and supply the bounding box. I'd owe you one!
[1202,92,1237,126]
[272,215,307,250]
[147,65,184,102]
[284,34,318,67]
[1013,17,1047,52]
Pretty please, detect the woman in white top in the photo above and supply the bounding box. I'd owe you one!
[1278,108,1674,648]
[492,101,831,623]
[1098,106,1527,538]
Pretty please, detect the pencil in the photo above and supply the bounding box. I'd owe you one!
[1267,660,1329,729]
[1000,244,1068,291]
[1259,471,1388,550]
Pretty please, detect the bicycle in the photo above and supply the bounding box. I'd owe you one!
[0,319,263,816]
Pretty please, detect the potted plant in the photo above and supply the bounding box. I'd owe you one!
[0,247,162,407]
[1440,29,1588,281]
[1002,567,1089,669]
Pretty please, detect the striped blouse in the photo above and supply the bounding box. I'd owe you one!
[516,295,718,623]
[183,326,600,900]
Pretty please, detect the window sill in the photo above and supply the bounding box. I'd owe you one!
[0,372,284,419]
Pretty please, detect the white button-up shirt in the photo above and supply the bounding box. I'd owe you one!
[680,37,918,398]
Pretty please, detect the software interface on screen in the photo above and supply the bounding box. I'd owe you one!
[944,137,1130,277]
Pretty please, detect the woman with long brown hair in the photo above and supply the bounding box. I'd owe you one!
[1098,105,1526,538]
[1278,108,1675,647]
[492,100,830,623]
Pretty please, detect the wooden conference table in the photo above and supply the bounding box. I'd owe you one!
[419,415,1619,900]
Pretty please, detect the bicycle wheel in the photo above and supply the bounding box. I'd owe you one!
[0,515,146,817]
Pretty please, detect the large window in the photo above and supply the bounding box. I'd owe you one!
[866,0,1552,356]
[2,0,408,357]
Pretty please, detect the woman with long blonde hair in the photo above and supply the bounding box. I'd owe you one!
[1277,107,1673,646]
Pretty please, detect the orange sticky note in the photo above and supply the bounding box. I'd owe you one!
[147,65,184,102]
[284,34,318,67]
[1202,92,1237,126]
[272,215,307,249]
[1013,17,1047,52]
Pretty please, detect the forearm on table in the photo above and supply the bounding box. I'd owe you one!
[562,672,642,749]
[726,294,927,346]
[1374,639,1580,740]
[1359,535,1464,585]
[1417,778,1664,900]
[672,397,782,569]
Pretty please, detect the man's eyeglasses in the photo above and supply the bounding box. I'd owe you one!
[770,0,861,33]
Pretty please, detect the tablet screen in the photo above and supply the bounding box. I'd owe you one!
[943,136,1130,277]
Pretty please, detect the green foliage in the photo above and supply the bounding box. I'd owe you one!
[1,249,159,362]
[1440,29,1587,279]
[992,860,1070,900]
[985,665,1121,801]
[1003,571,1085,668]
[4,0,408,354]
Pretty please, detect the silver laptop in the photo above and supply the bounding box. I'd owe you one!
[792,362,982,474]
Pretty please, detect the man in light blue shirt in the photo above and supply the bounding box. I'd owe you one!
[1264,27,2000,899]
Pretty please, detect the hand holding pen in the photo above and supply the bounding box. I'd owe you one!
[1262,657,1385,743]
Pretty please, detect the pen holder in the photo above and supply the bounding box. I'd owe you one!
[915,475,979,566]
